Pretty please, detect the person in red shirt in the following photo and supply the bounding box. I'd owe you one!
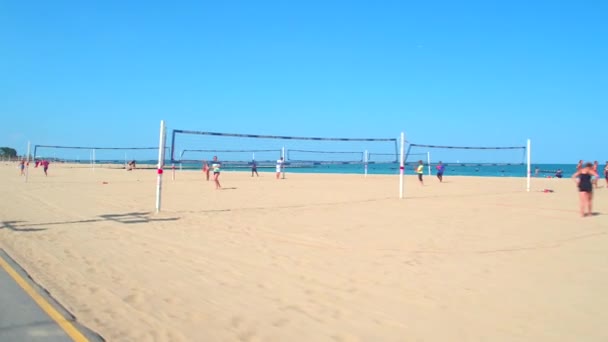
[41,160,50,176]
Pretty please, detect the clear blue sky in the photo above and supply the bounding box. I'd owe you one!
[1,1,606,163]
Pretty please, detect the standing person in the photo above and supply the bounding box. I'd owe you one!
[592,161,599,188]
[202,160,210,181]
[534,167,540,177]
[276,157,284,179]
[41,160,49,176]
[572,162,598,217]
[19,159,25,176]
[211,156,221,189]
[436,161,445,182]
[416,160,424,185]
[251,160,259,177]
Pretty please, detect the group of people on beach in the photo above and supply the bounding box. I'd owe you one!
[18,159,50,176]
[415,160,445,185]
[201,156,287,190]
[197,156,606,218]
[573,160,608,217]
[201,156,223,189]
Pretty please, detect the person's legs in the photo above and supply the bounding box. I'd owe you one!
[437,173,443,182]
[587,192,593,216]
[418,174,423,185]
[214,173,221,189]
[579,192,586,217]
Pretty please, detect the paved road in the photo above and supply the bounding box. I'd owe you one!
[0,249,104,341]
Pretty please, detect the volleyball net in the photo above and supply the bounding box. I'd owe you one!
[405,142,529,177]
[170,129,399,172]
[33,145,166,169]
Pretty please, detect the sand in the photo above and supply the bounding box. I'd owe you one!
[1,162,607,342]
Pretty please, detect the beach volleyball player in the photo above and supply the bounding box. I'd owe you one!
[211,156,221,189]
[276,157,284,179]
[416,160,424,185]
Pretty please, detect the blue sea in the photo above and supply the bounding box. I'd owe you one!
[172,161,576,178]
[62,159,576,178]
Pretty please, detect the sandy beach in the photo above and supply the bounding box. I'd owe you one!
[1,162,607,342]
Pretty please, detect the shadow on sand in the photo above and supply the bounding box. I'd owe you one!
[1,212,179,232]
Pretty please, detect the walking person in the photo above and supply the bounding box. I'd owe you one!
[416,160,424,185]
[41,160,49,176]
[19,159,25,176]
[572,162,599,217]
[436,161,445,182]
[211,156,221,189]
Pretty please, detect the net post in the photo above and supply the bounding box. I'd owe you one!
[25,141,30,183]
[364,149,368,178]
[399,132,405,199]
[156,120,167,213]
[526,139,531,192]
[281,147,286,179]
[172,163,175,181]
[92,149,96,171]
[427,151,431,176]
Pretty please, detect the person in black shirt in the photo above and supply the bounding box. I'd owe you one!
[572,162,599,217]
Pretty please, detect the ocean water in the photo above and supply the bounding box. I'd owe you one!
[63,159,577,178]
[175,162,577,178]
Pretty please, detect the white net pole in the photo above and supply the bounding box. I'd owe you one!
[526,139,531,192]
[399,132,405,199]
[281,147,286,179]
[364,149,368,178]
[156,120,167,213]
[427,151,431,176]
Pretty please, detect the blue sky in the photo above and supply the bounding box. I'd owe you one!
[1,0,606,163]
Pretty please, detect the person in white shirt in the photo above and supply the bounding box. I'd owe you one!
[276,157,284,179]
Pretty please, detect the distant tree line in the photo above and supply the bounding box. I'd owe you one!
[0,147,18,158]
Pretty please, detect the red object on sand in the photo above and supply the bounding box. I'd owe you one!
[157,169,164,175]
